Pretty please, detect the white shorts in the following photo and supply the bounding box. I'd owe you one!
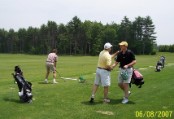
[118,68,133,84]
[94,68,111,87]
[46,62,55,72]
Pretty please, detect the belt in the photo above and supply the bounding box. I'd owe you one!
[120,67,132,69]
[97,67,110,71]
[46,61,53,63]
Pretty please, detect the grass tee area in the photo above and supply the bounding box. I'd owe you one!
[0,52,174,119]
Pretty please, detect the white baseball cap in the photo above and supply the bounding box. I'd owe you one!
[104,42,112,49]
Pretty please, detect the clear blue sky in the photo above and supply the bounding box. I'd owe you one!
[1,0,173,45]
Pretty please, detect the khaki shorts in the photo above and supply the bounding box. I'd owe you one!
[118,68,133,84]
[94,68,111,87]
[46,62,55,72]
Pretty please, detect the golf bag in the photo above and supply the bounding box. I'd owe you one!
[160,56,165,68]
[156,61,163,72]
[130,69,144,88]
[12,66,33,103]
[156,56,165,72]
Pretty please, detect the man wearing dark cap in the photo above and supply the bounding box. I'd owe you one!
[112,41,136,104]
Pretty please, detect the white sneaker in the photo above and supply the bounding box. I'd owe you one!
[53,80,58,84]
[122,97,129,104]
[44,79,48,83]
[103,98,110,103]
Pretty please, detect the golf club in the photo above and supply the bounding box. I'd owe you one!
[56,70,78,81]
[55,70,66,82]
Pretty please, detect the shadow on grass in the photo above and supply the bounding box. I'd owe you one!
[3,97,21,104]
[81,100,103,105]
[38,81,54,84]
[109,98,136,105]
[81,99,135,105]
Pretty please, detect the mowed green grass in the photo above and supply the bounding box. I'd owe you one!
[0,53,174,119]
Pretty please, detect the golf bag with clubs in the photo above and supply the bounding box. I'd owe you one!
[160,56,165,68]
[12,66,33,103]
[156,61,163,72]
[130,69,144,88]
[156,56,165,72]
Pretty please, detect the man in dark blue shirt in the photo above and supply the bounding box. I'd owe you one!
[112,41,136,104]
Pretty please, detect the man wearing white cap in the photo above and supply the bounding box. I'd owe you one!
[112,41,136,104]
[89,42,119,103]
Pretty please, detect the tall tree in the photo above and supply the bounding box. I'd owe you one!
[57,23,69,54]
[47,21,58,50]
[132,16,145,54]
[18,28,27,53]
[142,16,156,54]
[67,16,82,55]
[0,29,7,53]
[39,24,49,54]
[26,27,39,54]
[117,16,132,42]
[82,20,93,55]
[6,29,18,53]
[90,22,104,55]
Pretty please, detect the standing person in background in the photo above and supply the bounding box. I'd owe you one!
[89,42,119,103]
[44,49,58,84]
[112,41,136,104]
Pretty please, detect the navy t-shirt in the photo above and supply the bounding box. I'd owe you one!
[115,50,136,68]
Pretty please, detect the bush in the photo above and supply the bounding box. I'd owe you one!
[150,49,156,55]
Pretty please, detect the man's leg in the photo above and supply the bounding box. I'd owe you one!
[89,84,98,103]
[104,86,110,103]
[104,86,109,99]
[122,83,129,98]
[118,83,124,90]
[52,65,57,83]
[45,70,49,79]
[92,84,99,96]
[45,66,50,83]
[121,83,130,104]
[53,71,57,83]
[103,86,110,103]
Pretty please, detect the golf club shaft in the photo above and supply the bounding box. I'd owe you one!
[55,70,66,82]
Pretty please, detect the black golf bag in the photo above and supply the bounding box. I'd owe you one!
[156,61,163,72]
[12,66,33,103]
[130,69,144,88]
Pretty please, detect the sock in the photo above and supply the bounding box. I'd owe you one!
[91,94,95,98]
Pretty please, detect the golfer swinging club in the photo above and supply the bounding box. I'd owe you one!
[89,42,119,103]
[112,41,136,104]
[44,49,58,84]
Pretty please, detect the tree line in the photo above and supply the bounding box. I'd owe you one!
[0,16,157,55]
[158,45,174,52]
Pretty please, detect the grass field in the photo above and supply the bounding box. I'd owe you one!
[0,52,174,119]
